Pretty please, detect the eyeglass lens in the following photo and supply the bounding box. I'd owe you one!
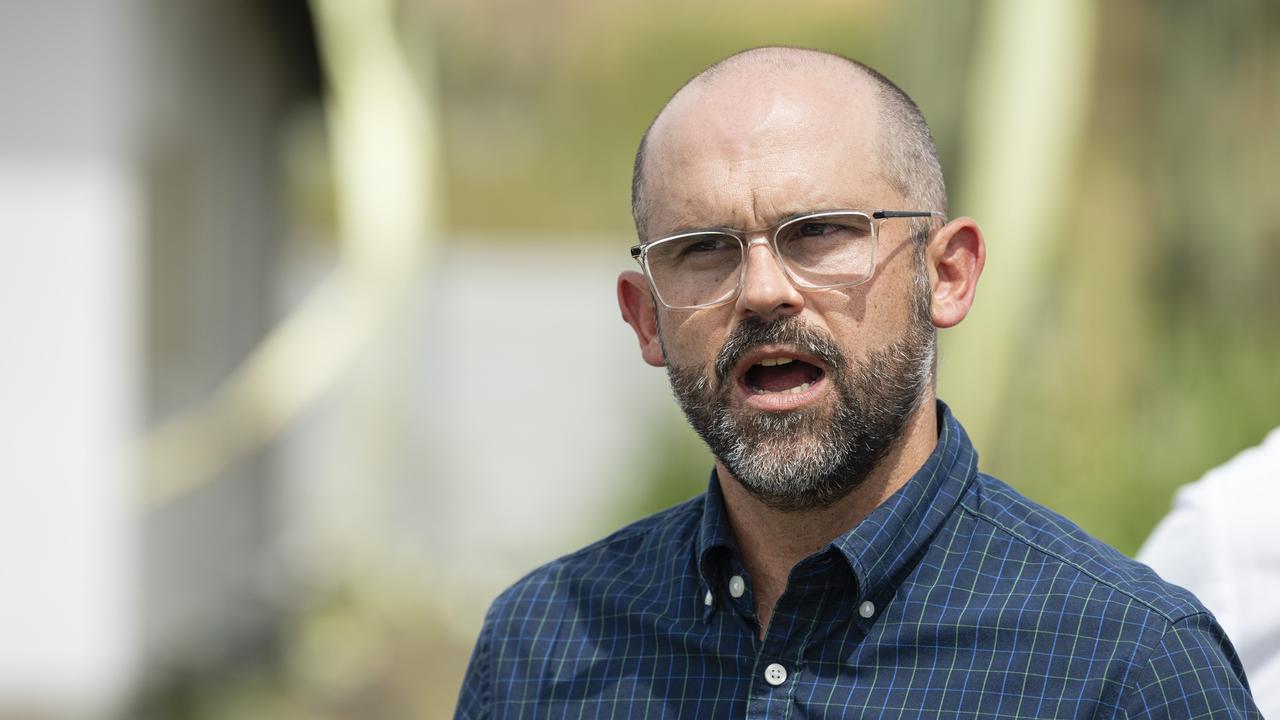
[645,212,875,308]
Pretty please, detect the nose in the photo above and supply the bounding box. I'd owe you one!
[734,236,805,321]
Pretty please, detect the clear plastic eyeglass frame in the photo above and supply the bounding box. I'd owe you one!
[629,209,945,310]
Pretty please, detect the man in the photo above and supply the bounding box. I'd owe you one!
[456,47,1259,717]
[1139,426,1280,718]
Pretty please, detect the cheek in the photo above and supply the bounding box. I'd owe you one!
[805,288,871,344]
[808,276,915,353]
[874,263,930,330]
[660,311,730,368]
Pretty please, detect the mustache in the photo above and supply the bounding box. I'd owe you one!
[713,316,847,384]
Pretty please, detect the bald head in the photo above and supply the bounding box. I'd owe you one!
[631,47,945,238]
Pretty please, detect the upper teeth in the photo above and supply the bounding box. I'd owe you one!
[757,358,795,367]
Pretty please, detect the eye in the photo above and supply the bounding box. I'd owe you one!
[798,222,841,237]
[680,235,733,256]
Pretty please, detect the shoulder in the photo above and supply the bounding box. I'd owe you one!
[959,473,1205,625]
[952,474,1256,712]
[1137,426,1280,591]
[1171,425,1280,512]
[457,496,707,715]
[484,494,705,626]
[1122,612,1262,717]
[1163,425,1280,517]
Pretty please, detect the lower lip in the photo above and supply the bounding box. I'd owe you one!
[738,373,828,412]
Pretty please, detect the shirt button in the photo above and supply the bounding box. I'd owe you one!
[728,575,745,598]
[764,662,788,686]
[704,590,713,606]
[858,600,876,618]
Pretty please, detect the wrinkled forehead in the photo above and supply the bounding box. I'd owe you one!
[643,65,890,236]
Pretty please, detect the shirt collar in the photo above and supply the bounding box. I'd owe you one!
[695,400,978,607]
[831,400,978,602]
[696,467,737,590]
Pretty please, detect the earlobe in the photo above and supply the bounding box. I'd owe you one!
[618,271,667,367]
[928,217,986,329]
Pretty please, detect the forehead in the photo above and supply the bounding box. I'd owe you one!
[643,64,894,237]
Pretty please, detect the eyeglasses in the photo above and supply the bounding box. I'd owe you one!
[630,209,944,310]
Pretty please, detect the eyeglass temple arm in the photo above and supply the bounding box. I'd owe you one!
[873,210,944,220]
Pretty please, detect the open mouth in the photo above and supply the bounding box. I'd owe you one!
[742,356,826,395]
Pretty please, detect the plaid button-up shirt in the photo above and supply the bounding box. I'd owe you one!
[456,403,1260,718]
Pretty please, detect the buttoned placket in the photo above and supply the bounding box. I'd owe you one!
[669,404,980,717]
[740,550,860,719]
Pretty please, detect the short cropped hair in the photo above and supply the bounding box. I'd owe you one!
[630,47,946,239]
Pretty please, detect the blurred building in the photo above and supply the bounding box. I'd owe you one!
[1,0,318,715]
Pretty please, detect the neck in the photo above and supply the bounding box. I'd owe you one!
[716,398,939,637]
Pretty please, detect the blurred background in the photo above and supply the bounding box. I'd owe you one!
[1,0,1277,717]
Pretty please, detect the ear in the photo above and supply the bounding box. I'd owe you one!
[927,216,986,329]
[618,271,666,367]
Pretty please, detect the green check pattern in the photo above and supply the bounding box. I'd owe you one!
[456,403,1260,718]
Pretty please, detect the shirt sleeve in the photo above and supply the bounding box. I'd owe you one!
[455,616,493,720]
[1122,612,1262,719]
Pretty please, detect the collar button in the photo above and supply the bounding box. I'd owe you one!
[728,575,746,598]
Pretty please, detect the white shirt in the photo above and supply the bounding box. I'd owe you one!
[1138,426,1280,718]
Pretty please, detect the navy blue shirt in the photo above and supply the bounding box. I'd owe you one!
[456,403,1259,718]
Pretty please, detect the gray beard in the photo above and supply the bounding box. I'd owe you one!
[665,279,935,512]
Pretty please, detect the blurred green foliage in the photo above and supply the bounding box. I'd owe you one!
[414,0,941,236]
[136,580,473,720]
[975,0,1280,553]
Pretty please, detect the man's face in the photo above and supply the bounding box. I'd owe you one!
[664,255,934,511]
[639,70,937,511]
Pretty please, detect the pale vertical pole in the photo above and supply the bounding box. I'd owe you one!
[143,0,440,521]
[308,0,440,571]
[940,0,1099,449]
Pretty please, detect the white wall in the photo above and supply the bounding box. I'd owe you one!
[0,1,142,716]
